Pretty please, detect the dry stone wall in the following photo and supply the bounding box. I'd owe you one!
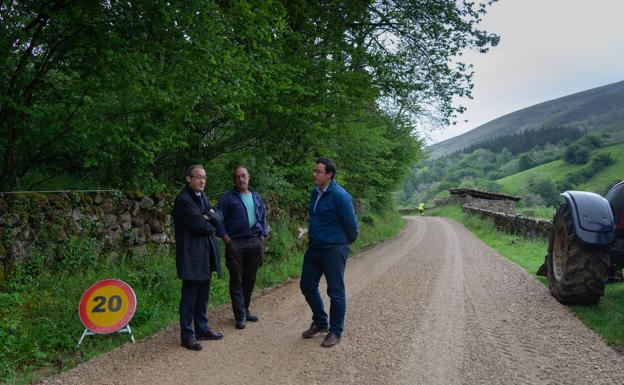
[450,195,516,214]
[0,191,174,281]
[463,205,552,239]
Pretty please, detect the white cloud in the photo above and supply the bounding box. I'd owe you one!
[427,0,624,144]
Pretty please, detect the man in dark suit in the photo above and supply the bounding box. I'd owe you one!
[172,164,224,351]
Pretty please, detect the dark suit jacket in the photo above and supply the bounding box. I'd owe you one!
[172,186,222,280]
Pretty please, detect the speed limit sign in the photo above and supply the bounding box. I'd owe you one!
[77,279,137,347]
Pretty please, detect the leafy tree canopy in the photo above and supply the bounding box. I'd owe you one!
[1,0,498,209]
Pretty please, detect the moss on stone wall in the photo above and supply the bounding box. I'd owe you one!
[125,190,145,200]
[0,191,174,282]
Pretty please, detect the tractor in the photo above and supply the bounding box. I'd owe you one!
[539,180,624,305]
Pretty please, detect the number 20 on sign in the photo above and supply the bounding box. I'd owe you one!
[77,279,137,347]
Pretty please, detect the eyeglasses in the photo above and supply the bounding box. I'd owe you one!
[190,175,206,180]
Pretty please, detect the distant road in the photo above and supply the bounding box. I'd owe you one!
[42,217,624,385]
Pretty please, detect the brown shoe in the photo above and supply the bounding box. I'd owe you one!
[302,322,329,338]
[320,332,340,348]
[196,328,224,341]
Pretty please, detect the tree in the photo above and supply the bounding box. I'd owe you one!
[574,146,591,164]
[563,144,580,163]
[1,0,499,208]
[518,153,534,171]
[590,153,614,169]
[563,143,590,164]
[528,175,559,207]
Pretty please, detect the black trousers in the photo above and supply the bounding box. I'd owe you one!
[225,237,263,320]
[179,279,211,342]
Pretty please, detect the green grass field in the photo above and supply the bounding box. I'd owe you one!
[497,160,581,195]
[428,204,624,350]
[497,141,624,196]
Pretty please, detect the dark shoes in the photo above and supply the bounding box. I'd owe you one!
[301,323,340,347]
[320,332,341,348]
[183,328,223,350]
[235,311,258,329]
[302,323,329,338]
[196,328,224,341]
[181,338,203,351]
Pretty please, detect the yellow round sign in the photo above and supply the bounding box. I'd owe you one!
[79,279,137,334]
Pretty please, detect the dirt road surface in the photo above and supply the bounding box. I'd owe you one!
[41,217,624,385]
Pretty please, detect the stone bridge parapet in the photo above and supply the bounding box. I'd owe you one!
[462,205,552,239]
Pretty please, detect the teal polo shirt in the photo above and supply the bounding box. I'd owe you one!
[240,192,257,228]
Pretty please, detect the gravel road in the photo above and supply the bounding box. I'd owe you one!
[41,216,624,385]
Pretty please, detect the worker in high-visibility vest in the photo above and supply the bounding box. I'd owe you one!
[417,203,425,215]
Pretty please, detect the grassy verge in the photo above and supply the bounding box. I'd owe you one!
[0,209,403,384]
[0,243,182,385]
[428,205,624,349]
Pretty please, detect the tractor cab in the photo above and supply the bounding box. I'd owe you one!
[605,181,624,269]
[605,181,624,230]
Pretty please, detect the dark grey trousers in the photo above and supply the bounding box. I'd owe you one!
[179,279,211,342]
[225,237,263,320]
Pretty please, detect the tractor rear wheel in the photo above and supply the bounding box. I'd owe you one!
[547,203,608,304]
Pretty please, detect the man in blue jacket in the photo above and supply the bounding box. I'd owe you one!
[217,165,268,330]
[300,157,358,348]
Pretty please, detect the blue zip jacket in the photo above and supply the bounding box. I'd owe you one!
[308,179,358,248]
[216,189,267,240]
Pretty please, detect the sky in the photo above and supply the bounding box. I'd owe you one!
[424,0,624,144]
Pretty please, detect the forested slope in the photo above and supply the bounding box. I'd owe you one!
[428,80,624,158]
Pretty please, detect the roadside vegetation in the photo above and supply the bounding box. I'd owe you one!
[428,205,624,350]
[0,208,403,384]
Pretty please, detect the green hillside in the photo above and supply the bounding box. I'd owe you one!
[497,160,581,195]
[428,80,624,158]
[497,141,624,196]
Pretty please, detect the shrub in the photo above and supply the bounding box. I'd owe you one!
[579,134,603,148]
[522,193,546,208]
[527,176,560,207]
[590,152,614,169]
[518,153,534,171]
[559,152,615,191]
[574,146,591,163]
[563,143,580,163]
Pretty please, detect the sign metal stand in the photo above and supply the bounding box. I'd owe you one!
[76,324,135,348]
